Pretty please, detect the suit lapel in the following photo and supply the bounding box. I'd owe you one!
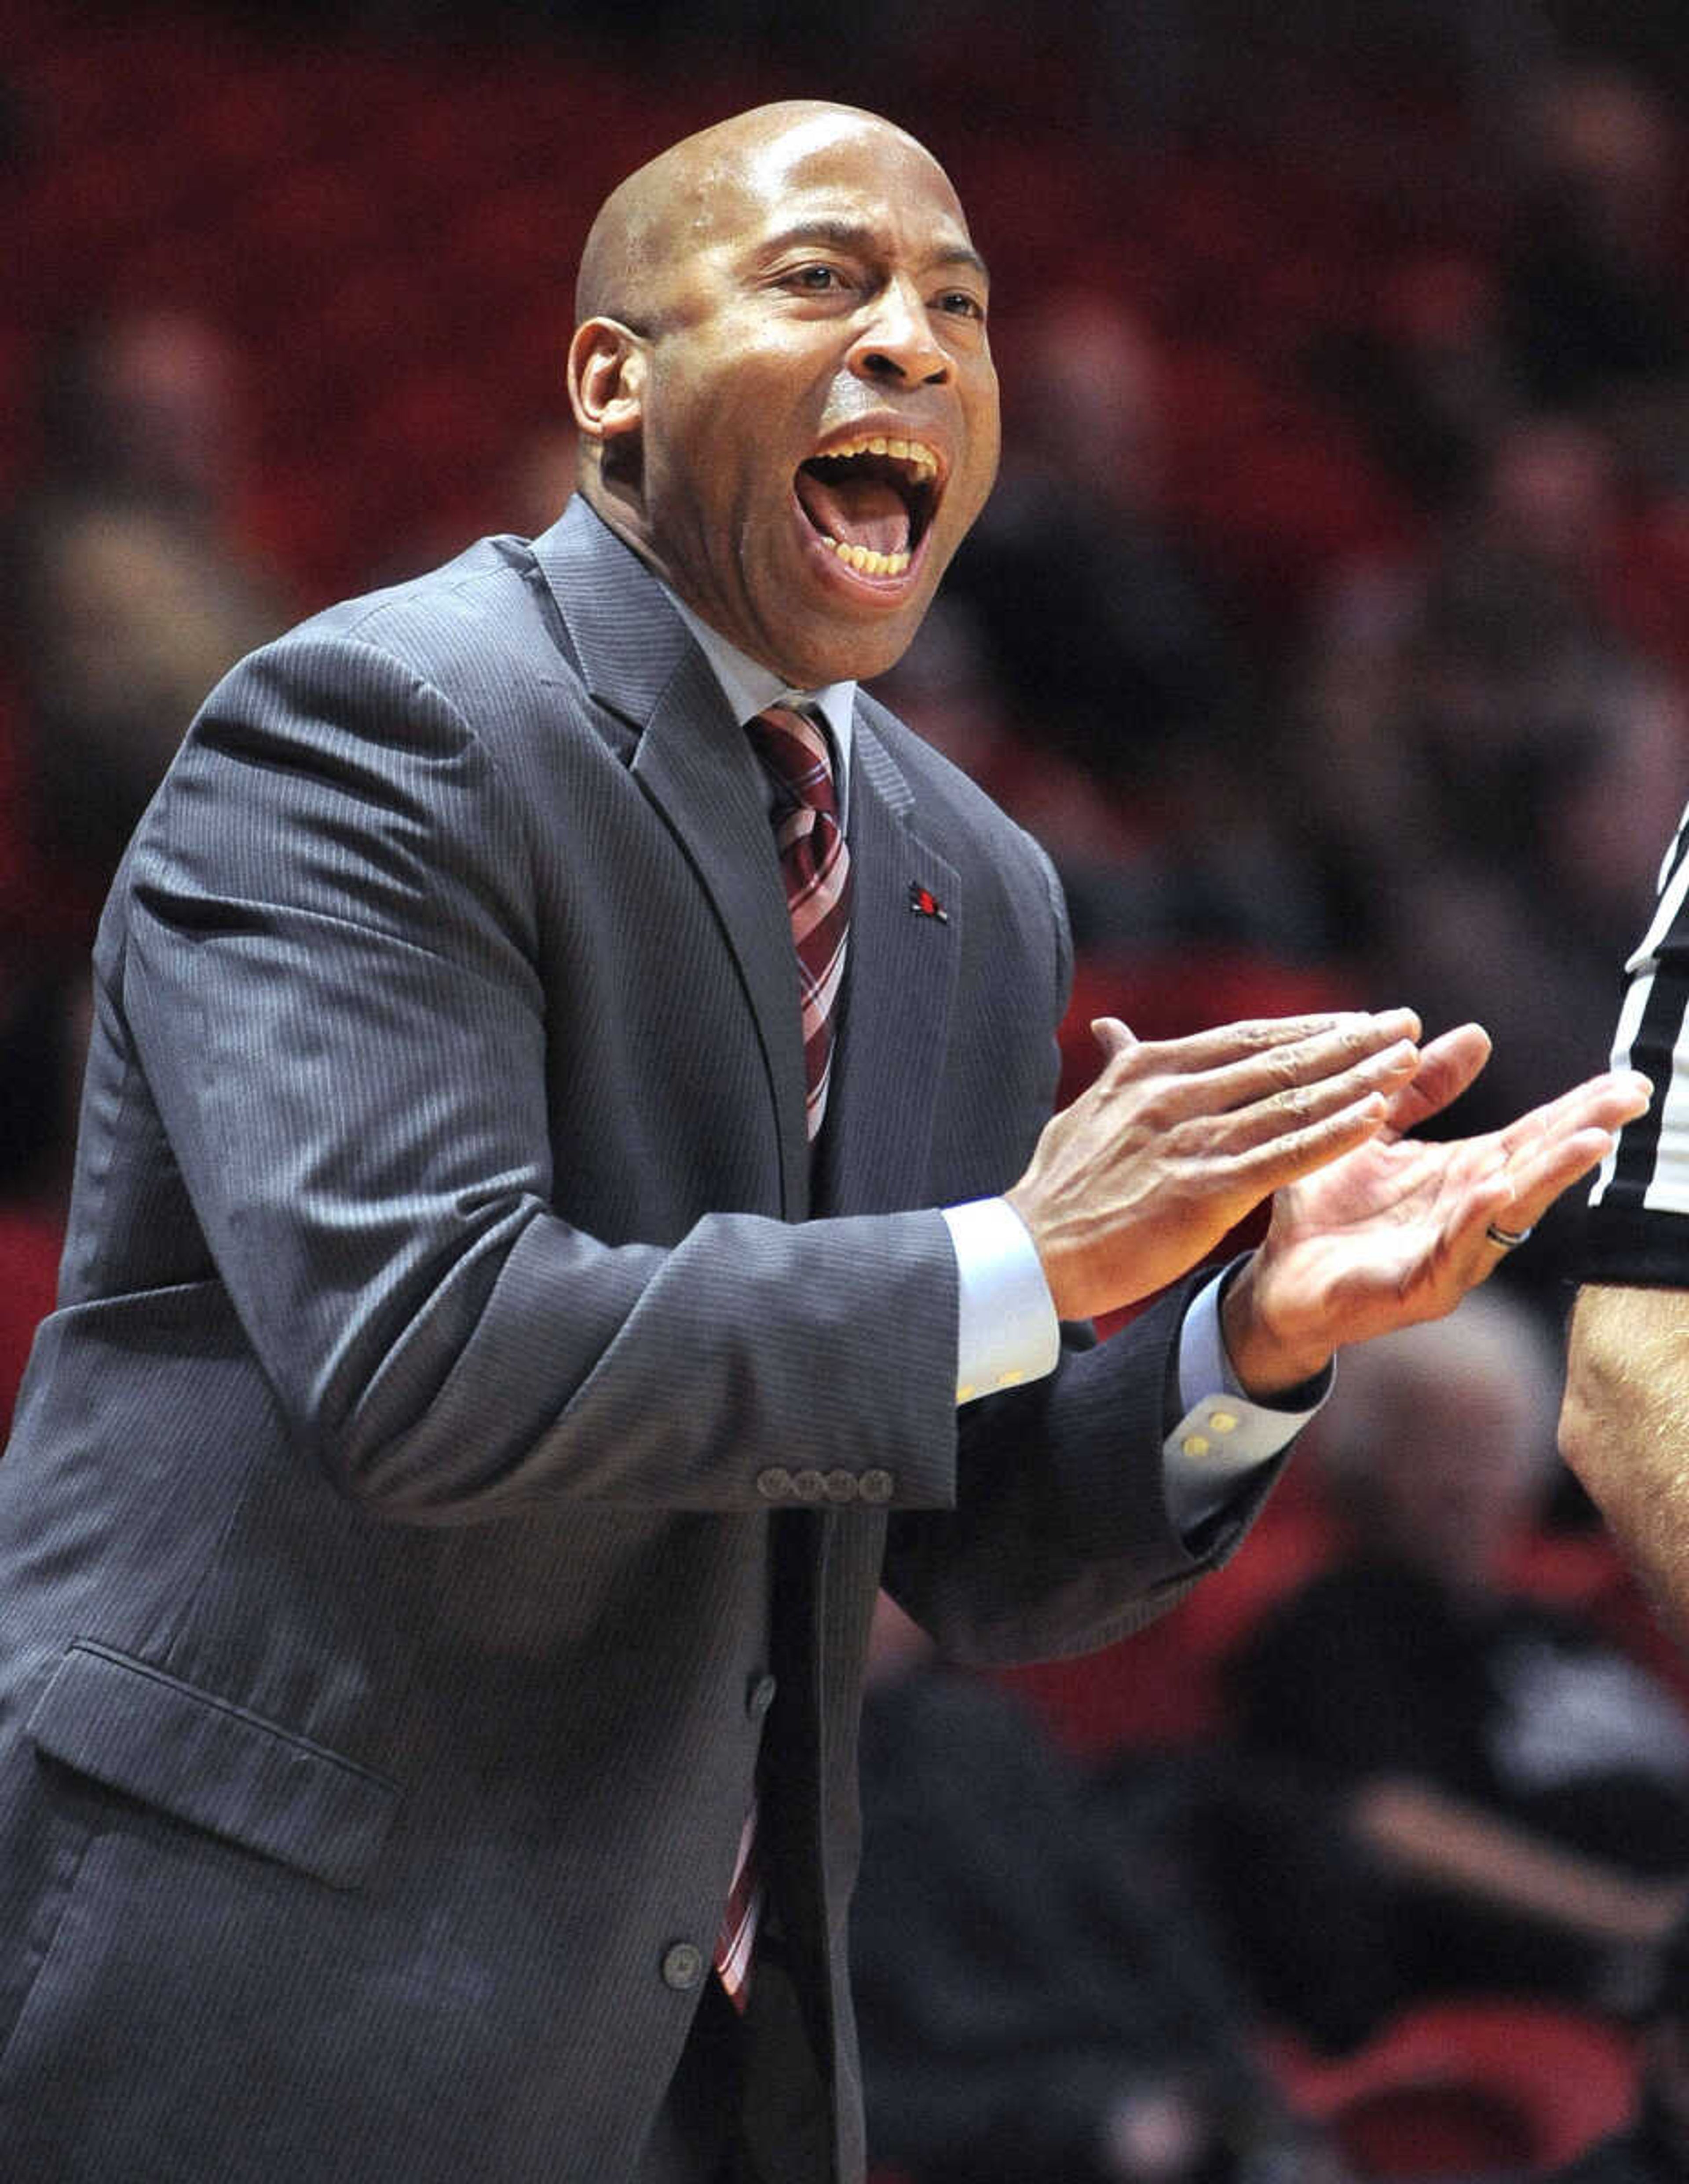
[531,503,810,1218]
[817,707,960,1219]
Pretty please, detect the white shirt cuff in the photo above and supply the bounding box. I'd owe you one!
[1163,1264,1330,1532]
[941,1198,1060,1404]
[938,1213,1327,1530]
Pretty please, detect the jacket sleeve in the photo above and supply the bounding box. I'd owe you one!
[118,628,964,1524]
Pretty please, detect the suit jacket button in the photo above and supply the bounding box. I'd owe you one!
[746,1672,778,1719]
[661,1942,705,1991]
[791,1468,826,1502]
[858,1469,895,1504]
[823,1468,858,1503]
[756,1467,792,1501]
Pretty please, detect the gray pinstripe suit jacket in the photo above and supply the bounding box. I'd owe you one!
[0,500,1268,2181]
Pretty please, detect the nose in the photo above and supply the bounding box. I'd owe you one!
[849,276,950,388]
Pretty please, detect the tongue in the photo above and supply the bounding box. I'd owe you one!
[796,470,910,555]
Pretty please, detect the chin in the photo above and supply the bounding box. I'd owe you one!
[783,596,935,688]
[793,635,915,689]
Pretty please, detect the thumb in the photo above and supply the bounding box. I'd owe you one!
[1091,1016,1138,1062]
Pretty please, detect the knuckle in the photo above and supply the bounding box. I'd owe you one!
[1100,1043,1150,1092]
[1261,1049,1304,1098]
[1159,1119,1206,1172]
[1117,1069,1173,1127]
[1165,1159,1219,1214]
[1255,1015,1323,1049]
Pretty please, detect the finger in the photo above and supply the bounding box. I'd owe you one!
[1121,1008,1422,1086]
[1384,1023,1492,1136]
[1172,1012,1423,1129]
[1442,1128,1625,1288]
[1495,1070,1653,1158]
[1442,1088,1646,1280]
[1208,1084,1399,1198]
[1203,1035,1423,1156]
[1488,1124,1628,1231]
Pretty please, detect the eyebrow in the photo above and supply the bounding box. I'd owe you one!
[759,217,991,287]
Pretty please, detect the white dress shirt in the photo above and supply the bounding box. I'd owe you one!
[668,593,1324,1527]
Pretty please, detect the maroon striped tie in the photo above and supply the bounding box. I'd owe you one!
[746,703,852,1142]
[710,709,850,2012]
[713,1794,761,2013]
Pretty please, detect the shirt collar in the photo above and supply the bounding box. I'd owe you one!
[664,587,857,790]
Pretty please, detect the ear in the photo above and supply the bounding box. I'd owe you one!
[568,318,647,442]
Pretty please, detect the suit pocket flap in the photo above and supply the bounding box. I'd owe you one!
[26,1642,400,1889]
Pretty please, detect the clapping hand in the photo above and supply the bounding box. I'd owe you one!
[1006,1008,1427,1323]
[1219,1022,1653,1395]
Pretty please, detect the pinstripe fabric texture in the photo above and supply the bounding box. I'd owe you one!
[0,499,1274,2184]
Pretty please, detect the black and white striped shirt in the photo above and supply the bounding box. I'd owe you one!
[1585,802,1689,1282]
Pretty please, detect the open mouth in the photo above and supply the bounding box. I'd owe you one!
[794,434,943,581]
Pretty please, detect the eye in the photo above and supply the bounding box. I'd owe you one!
[936,289,986,322]
[785,263,849,294]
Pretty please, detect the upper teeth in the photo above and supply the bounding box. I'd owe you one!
[817,434,940,485]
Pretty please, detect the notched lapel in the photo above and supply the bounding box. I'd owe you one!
[632,659,812,1218]
[531,503,811,1218]
[818,716,960,1219]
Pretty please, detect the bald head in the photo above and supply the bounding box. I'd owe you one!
[575,102,947,332]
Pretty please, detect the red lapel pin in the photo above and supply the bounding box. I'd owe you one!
[908,881,948,923]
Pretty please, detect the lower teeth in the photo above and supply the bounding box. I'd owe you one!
[822,535,910,578]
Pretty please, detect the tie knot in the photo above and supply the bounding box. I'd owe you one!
[748,704,839,820]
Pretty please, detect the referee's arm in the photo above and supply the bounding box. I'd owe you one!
[1562,800,1689,1641]
[1561,1283,1689,1646]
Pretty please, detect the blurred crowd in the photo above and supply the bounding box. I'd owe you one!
[7,4,1689,2175]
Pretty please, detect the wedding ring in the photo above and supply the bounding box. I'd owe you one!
[1484,1222,1533,1251]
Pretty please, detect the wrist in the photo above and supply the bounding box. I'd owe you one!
[1002,1180,1082,1322]
[1221,1256,1333,1399]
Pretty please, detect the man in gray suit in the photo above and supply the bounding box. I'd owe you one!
[0,99,1647,2184]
